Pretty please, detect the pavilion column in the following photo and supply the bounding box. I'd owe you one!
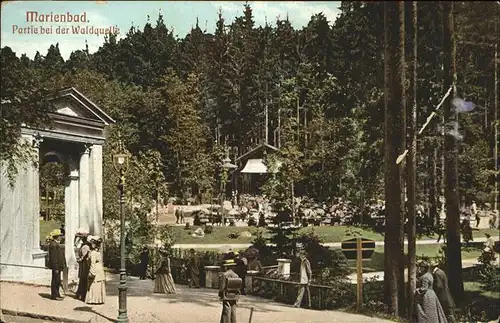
[90,144,103,237]
[64,167,79,271]
[78,144,92,232]
[31,135,43,253]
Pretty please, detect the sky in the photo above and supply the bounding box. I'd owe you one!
[1,1,342,60]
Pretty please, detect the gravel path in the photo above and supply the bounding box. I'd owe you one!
[1,275,392,323]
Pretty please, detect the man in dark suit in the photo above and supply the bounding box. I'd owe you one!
[47,230,66,300]
[432,262,456,323]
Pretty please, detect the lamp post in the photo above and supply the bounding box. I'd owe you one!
[113,136,131,323]
[221,154,237,224]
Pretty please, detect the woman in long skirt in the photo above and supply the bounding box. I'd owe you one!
[86,237,106,305]
[415,261,448,323]
[76,234,91,301]
[154,248,176,294]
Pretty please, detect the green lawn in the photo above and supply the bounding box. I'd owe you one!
[170,225,385,244]
[170,225,498,244]
[39,219,498,246]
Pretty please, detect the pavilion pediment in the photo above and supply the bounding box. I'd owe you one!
[49,87,115,125]
[55,101,92,119]
[21,87,115,145]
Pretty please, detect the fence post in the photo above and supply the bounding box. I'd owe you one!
[356,237,363,311]
[246,270,259,294]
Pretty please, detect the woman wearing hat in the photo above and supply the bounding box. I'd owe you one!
[75,232,91,301]
[86,236,106,305]
[414,261,447,323]
[153,248,176,294]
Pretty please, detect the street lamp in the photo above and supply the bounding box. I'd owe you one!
[112,135,131,323]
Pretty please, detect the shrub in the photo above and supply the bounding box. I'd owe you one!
[204,225,214,234]
[248,217,257,226]
[476,251,500,293]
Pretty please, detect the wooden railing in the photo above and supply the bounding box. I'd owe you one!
[250,276,339,310]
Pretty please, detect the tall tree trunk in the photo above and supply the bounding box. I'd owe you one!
[406,2,418,320]
[384,1,406,316]
[429,147,438,226]
[265,82,269,144]
[494,19,498,214]
[442,0,464,300]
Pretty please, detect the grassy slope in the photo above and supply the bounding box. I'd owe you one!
[169,225,498,244]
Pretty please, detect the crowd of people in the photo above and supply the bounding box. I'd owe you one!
[47,227,269,321]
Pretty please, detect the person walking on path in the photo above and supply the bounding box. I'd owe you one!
[75,233,91,301]
[436,219,446,243]
[415,261,448,323]
[483,233,497,260]
[187,248,200,288]
[294,251,312,308]
[139,246,150,280]
[218,258,242,323]
[86,236,106,305]
[47,229,66,300]
[461,219,473,246]
[154,248,176,294]
[471,201,479,227]
[431,261,456,323]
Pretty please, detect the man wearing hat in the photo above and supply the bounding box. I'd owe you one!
[47,229,66,300]
[219,258,242,323]
[294,250,311,308]
[431,260,456,323]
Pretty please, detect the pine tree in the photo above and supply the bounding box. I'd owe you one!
[383,1,406,316]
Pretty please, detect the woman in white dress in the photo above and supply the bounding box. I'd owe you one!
[86,236,106,305]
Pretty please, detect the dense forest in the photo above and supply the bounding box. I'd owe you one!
[2,2,497,213]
